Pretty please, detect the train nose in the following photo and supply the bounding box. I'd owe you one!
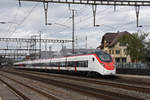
[104,63,115,70]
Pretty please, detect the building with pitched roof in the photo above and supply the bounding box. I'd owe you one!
[98,31,131,63]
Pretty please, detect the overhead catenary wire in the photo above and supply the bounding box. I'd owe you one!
[44,5,112,34]
[49,5,148,33]
[53,6,113,34]
[47,5,145,36]
[76,6,113,27]
[9,2,39,37]
[77,6,140,29]
[54,5,86,27]
[7,1,150,38]
[6,6,21,38]
[48,5,86,27]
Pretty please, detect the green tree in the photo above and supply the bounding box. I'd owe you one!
[146,39,150,49]
[119,32,149,62]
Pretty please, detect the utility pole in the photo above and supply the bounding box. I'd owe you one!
[34,35,37,59]
[72,9,75,54]
[135,6,140,27]
[43,2,48,25]
[18,0,21,7]
[92,5,97,26]
[85,36,87,49]
[45,42,47,51]
[39,31,42,59]
[76,36,78,49]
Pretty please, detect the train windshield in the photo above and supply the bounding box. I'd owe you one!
[96,53,112,62]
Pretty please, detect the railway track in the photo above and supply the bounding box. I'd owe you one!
[0,78,31,100]
[1,69,148,100]
[24,70,150,94]
[0,72,62,100]
[12,69,150,94]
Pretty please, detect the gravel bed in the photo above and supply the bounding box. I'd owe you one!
[3,69,150,100]
[17,70,150,89]
[29,72,150,100]
[94,78,150,89]
[0,74,50,100]
[0,71,104,100]
[0,80,20,100]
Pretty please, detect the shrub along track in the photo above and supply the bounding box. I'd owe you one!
[1,69,148,100]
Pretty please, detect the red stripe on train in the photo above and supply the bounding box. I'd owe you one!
[94,54,115,70]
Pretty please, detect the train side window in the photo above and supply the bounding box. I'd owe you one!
[77,61,80,67]
[67,62,71,67]
[60,62,66,67]
[85,61,88,67]
[92,58,95,61]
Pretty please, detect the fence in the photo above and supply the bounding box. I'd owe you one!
[116,62,150,69]
[116,62,150,75]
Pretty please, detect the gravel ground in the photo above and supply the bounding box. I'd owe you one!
[0,75,50,100]
[17,70,150,89]
[0,71,104,100]
[0,80,21,100]
[27,72,150,100]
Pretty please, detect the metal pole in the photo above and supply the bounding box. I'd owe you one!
[92,5,97,26]
[85,36,87,49]
[35,35,37,59]
[76,36,78,49]
[19,0,21,7]
[72,10,75,54]
[135,6,140,27]
[43,2,48,25]
[45,41,47,51]
[39,31,41,59]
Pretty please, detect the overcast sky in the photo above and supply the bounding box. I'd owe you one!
[0,0,150,50]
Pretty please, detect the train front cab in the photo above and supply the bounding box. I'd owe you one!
[93,52,116,75]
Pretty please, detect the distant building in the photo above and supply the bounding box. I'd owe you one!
[40,51,61,59]
[98,31,131,63]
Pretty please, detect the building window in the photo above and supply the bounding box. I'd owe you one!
[109,50,111,54]
[115,58,120,63]
[112,50,114,54]
[115,58,126,63]
[122,58,126,63]
[116,50,120,54]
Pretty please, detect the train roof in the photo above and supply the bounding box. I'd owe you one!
[14,50,108,64]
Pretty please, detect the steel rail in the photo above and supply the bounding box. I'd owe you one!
[3,70,145,100]
[0,73,62,100]
[0,78,31,100]
[30,71,150,94]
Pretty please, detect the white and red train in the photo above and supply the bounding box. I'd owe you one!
[14,51,116,75]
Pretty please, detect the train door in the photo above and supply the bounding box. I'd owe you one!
[88,57,95,72]
[74,61,77,72]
